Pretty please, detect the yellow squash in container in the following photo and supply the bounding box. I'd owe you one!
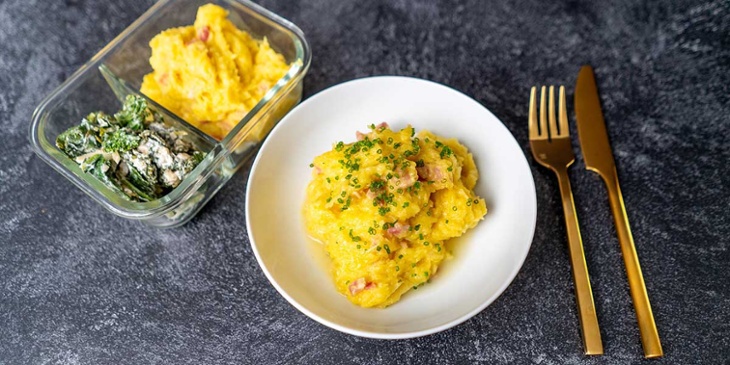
[141,4,290,140]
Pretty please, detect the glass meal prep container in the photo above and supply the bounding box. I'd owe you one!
[29,0,311,227]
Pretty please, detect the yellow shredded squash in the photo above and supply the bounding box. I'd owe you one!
[140,4,290,140]
[304,124,487,308]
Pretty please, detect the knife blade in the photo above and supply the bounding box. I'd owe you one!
[574,65,663,358]
[574,66,616,177]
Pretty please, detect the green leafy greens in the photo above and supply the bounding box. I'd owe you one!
[56,95,206,202]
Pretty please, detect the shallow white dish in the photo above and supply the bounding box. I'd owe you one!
[246,76,536,339]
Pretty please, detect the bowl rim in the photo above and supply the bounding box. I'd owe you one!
[245,75,537,339]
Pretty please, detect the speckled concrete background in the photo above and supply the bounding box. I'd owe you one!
[1,0,728,364]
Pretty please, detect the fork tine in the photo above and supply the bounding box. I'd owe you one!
[559,85,568,136]
[548,86,558,138]
[529,86,539,138]
[539,86,547,137]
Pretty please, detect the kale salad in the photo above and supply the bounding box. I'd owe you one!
[56,95,206,202]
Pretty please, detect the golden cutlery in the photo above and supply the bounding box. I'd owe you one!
[529,85,604,355]
[574,65,663,358]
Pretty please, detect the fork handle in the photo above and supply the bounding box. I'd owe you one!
[602,170,663,358]
[556,168,604,355]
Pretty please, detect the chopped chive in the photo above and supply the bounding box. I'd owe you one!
[440,146,453,158]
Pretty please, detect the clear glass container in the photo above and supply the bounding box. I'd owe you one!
[29,0,311,227]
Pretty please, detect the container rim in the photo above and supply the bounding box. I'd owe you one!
[29,0,312,220]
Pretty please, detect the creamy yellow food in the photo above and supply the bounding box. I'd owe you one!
[140,4,290,140]
[304,124,487,308]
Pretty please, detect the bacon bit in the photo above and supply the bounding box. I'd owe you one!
[387,222,410,238]
[356,131,367,141]
[417,164,446,182]
[158,73,169,86]
[365,188,378,199]
[391,167,417,189]
[376,122,389,129]
[314,166,322,175]
[349,278,372,295]
[364,282,376,290]
[198,26,210,42]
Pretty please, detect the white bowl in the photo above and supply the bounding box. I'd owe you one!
[246,76,537,339]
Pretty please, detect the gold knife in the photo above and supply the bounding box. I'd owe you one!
[574,65,663,358]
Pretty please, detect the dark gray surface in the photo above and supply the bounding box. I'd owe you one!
[1,0,729,364]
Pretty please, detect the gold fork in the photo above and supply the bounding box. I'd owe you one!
[529,85,604,355]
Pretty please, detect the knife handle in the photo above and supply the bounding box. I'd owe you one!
[603,170,663,358]
[556,169,603,355]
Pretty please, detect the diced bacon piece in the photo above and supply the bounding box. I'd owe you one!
[417,164,447,183]
[376,122,389,129]
[397,171,415,189]
[198,26,210,42]
[349,278,373,295]
[314,166,322,175]
[391,167,418,189]
[356,131,366,141]
[366,188,378,199]
[158,73,169,86]
[387,222,410,238]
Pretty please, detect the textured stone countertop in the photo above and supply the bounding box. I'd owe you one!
[1,0,728,364]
